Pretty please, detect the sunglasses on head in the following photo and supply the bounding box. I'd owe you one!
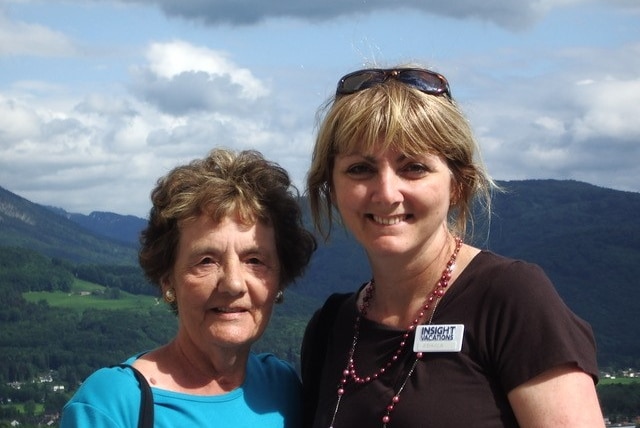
[336,68,451,98]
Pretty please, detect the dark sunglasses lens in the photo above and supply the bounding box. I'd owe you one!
[337,69,451,97]
[338,71,385,94]
[399,71,449,95]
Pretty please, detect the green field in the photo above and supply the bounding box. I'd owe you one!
[600,376,640,385]
[0,402,45,415]
[23,279,159,311]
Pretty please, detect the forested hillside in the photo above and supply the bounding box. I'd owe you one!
[0,186,137,265]
[485,180,640,366]
[2,180,640,368]
[1,180,639,425]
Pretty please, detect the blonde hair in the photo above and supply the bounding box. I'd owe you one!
[307,72,495,240]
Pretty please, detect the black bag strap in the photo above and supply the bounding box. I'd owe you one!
[301,292,353,426]
[111,364,154,428]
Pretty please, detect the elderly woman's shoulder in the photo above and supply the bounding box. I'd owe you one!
[70,364,143,401]
[248,353,301,385]
[61,363,142,426]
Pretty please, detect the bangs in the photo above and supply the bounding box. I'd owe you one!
[330,82,453,158]
[173,180,266,227]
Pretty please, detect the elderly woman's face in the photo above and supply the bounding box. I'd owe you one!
[164,213,281,353]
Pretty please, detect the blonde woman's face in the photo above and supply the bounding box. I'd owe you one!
[331,145,454,259]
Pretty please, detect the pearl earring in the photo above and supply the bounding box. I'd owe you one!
[164,288,176,303]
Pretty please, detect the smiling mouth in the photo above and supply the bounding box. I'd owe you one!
[213,307,245,314]
[369,214,411,225]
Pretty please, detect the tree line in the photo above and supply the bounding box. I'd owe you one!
[0,246,152,296]
[1,244,639,425]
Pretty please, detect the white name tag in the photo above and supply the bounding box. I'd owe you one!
[413,324,464,353]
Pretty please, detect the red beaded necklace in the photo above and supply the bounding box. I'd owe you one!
[329,236,463,428]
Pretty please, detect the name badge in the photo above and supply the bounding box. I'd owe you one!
[413,324,464,353]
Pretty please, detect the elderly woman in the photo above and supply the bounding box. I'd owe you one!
[62,148,316,428]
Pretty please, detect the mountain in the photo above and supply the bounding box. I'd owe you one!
[0,185,138,265]
[47,207,147,246]
[485,180,640,365]
[298,179,640,366]
[1,180,639,367]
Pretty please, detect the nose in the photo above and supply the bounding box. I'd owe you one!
[217,259,246,296]
[371,167,403,204]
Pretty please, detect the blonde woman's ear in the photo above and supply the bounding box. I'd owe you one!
[449,180,462,206]
[328,181,337,204]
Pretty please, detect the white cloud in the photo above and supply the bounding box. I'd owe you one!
[461,40,640,193]
[0,10,76,56]
[571,77,640,142]
[0,37,305,216]
[132,41,270,115]
[0,0,638,219]
[0,96,42,141]
[533,116,566,136]
[145,41,269,99]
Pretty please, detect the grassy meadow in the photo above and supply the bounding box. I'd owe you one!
[23,279,160,311]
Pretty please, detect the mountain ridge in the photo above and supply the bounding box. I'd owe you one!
[0,185,138,265]
[46,207,147,246]
[1,180,639,366]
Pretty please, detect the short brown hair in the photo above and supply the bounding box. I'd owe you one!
[140,148,316,302]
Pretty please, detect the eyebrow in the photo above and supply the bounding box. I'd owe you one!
[344,153,409,163]
[189,244,268,257]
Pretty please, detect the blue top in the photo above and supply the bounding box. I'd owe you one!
[61,353,301,428]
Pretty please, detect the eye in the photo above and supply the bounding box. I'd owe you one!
[401,162,429,177]
[198,256,215,265]
[345,163,375,177]
[247,257,264,265]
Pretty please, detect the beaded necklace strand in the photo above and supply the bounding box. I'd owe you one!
[329,236,462,428]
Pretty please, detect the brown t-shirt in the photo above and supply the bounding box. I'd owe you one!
[302,251,599,428]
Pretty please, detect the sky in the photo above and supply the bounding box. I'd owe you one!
[1,0,639,218]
